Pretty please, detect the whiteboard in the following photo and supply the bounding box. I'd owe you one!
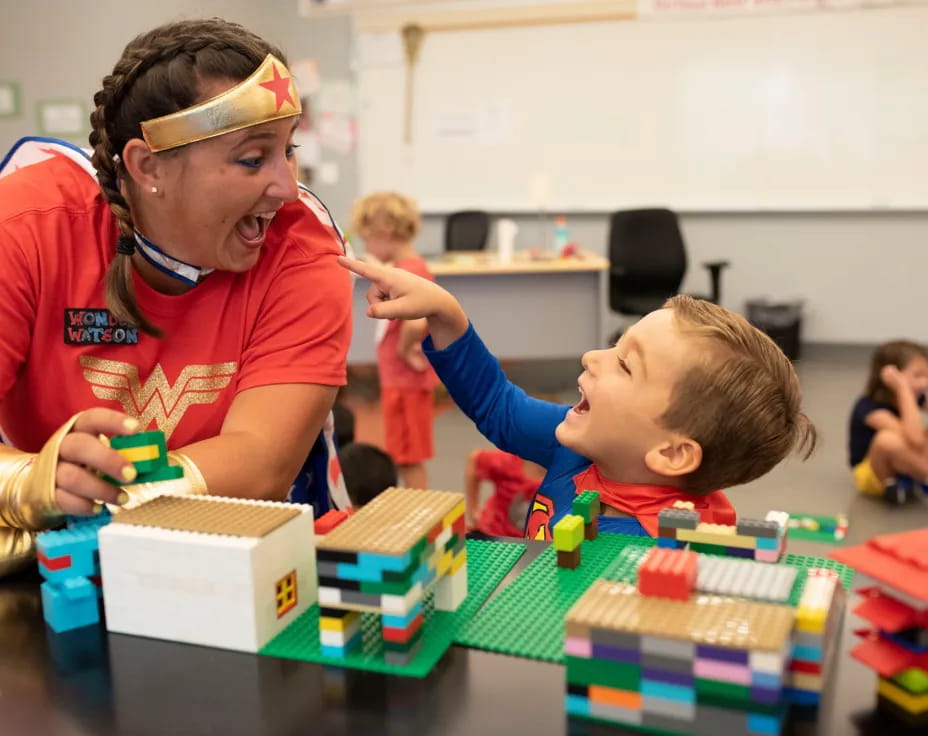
[357,7,927,211]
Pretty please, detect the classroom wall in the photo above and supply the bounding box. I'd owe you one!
[2,3,925,345]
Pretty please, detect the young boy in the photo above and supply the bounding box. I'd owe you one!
[351,192,438,489]
[341,257,817,539]
[341,442,398,507]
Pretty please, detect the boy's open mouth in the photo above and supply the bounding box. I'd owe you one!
[572,386,590,414]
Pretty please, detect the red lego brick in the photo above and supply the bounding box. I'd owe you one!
[832,529,928,602]
[382,614,424,644]
[637,547,697,601]
[314,510,351,536]
[851,630,920,678]
[37,551,72,572]
[854,587,920,633]
[790,659,823,675]
[452,513,466,537]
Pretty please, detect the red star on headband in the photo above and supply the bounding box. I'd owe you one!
[260,64,296,112]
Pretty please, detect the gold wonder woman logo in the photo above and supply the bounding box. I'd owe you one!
[79,357,237,440]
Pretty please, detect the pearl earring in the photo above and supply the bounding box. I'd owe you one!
[151,186,159,194]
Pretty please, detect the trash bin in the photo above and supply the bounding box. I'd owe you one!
[746,299,803,361]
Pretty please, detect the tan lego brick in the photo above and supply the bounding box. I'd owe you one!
[317,487,465,555]
[566,580,794,652]
[676,526,758,549]
[112,494,300,538]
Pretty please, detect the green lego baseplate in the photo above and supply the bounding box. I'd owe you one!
[454,532,855,666]
[454,533,656,662]
[260,539,525,677]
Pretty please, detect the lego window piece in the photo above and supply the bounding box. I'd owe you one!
[276,570,298,618]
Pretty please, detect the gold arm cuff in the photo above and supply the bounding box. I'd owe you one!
[0,413,80,531]
[0,527,38,577]
[113,451,209,511]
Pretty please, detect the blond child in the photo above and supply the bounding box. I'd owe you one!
[350,193,438,489]
[340,258,816,539]
[848,340,928,504]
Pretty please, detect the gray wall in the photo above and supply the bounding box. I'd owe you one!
[3,3,925,345]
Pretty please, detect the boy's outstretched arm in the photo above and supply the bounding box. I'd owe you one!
[338,257,467,349]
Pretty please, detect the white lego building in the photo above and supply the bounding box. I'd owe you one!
[99,495,316,653]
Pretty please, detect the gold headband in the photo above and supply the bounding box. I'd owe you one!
[140,54,301,152]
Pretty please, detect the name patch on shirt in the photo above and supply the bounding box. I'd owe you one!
[64,309,139,345]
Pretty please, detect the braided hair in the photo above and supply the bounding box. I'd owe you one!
[88,18,287,336]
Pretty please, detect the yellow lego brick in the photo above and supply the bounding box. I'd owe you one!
[790,672,823,692]
[878,677,928,714]
[436,548,454,576]
[320,611,360,632]
[675,528,757,549]
[795,607,826,634]
[318,487,465,555]
[117,444,160,463]
[566,580,793,652]
[427,542,444,571]
[450,548,467,575]
[442,501,466,528]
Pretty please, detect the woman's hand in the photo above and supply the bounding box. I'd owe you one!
[55,409,141,514]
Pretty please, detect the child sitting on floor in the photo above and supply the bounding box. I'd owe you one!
[465,449,545,538]
[339,257,817,539]
[848,340,928,504]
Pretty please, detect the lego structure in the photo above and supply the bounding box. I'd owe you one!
[98,494,316,653]
[314,487,467,666]
[658,504,789,563]
[553,514,584,570]
[573,490,600,541]
[831,528,928,727]
[565,562,795,735]
[37,512,112,632]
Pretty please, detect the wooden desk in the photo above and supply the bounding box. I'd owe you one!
[348,250,609,364]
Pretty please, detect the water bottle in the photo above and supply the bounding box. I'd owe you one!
[553,215,569,252]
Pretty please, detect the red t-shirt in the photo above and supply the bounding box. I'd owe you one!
[0,152,352,452]
[376,256,439,391]
[474,450,540,538]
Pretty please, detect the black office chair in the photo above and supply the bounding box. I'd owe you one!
[608,208,729,343]
[444,210,490,252]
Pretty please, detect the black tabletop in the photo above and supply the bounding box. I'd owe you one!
[0,539,919,736]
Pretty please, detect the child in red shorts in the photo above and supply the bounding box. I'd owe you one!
[351,192,438,489]
[465,449,545,537]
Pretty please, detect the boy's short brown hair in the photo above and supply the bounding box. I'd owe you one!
[661,295,816,494]
[350,191,420,242]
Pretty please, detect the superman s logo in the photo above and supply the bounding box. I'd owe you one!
[525,493,553,541]
[79,356,237,441]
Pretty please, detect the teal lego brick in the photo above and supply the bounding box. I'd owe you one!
[37,524,105,582]
[260,539,523,677]
[455,533,655,662]
[572,491,601,523]
[41,578,99,633]
[553,515,584,552]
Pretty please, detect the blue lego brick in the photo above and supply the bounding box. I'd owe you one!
[382,602,424,629]
[885,632,928,654]
[657,537,678,549]
[641,679,696,704]
[356,550,415,573]
[336,561,396,583]
[36,525,104,582]
[784,688,821,706]
[748,711,782,735]
[754,536,779,551]
[792,644,823,661]
[565,694,591,718]
[751,671,784,689]
[725,546,755,559]
[41,578,99,633]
